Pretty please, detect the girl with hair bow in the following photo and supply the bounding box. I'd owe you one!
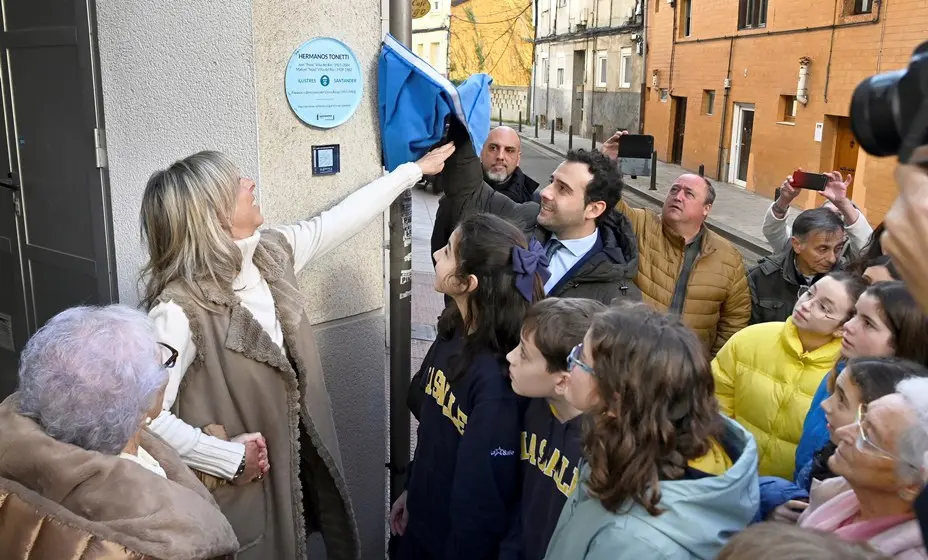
[390,213,548,560]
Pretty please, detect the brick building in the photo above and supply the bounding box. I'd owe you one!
[644,0,926,223]
[533,0,644,138]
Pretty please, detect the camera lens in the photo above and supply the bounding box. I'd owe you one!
[850,69,905,158]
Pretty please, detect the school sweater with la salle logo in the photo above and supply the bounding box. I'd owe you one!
[401,334,523,560]
[500,398,584,560]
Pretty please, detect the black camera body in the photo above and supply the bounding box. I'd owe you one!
[851,41,928,163]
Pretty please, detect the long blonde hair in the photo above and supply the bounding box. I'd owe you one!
[139,151,243,310]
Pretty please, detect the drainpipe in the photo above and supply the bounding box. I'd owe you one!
[639,0,648,133]
[715,37,734,181]
[797,56,811,105]
[668,0,677,93]
[588,35,594,138]
[545,0,558,125]
[529,0,539,118]
[387,0,412,505]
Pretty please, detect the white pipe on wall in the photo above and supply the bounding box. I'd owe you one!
[797,56,811,105]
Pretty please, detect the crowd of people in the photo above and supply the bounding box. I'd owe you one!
[2,109,928,560]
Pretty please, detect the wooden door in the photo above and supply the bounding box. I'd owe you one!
[833,117,860,199]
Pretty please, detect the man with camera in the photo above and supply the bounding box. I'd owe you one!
[748,207,846,324]
[763,171,873,258]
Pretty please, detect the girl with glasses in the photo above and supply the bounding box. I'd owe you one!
[544,303,759,560]
[713,271,868,479]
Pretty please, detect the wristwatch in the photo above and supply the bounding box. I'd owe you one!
[232,452,247,480]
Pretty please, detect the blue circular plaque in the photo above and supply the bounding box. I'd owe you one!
[285,37,364,128]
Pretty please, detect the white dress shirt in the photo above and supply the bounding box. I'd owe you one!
[543,230,600,294]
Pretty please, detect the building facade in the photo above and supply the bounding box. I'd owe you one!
[532,0,644,138]
[0,0,395,557]
[450,0,535,87]
[644,0,926,222]
[414,0,451,75]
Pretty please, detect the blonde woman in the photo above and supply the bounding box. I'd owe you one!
[139,143,454,560]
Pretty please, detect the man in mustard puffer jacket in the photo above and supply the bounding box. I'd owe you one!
[603,132,751,355]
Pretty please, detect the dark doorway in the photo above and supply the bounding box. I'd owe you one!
[571,50,586,132]
[671,96,687,165]
[0,0,116,399]
[737,109,755,183]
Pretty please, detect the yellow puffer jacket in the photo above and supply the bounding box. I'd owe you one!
[711,318,842,479]
[617,201,750,356]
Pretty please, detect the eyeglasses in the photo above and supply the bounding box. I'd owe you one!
[797,286,839,321]
[158,342,178,369]
[856,403,920,470]
[567,343,595,376]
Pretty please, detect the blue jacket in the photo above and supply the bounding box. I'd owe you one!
[543,417,759,560]
[753,477,809,522]
[794,361,841,480]
[378,34,492,172]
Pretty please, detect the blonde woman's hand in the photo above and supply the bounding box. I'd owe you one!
[232,432,270,484]
[415,142,456,176]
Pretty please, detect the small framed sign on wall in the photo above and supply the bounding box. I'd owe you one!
[312,144,341,176]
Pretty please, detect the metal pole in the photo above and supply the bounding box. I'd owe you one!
[698,164,705,177]
[639,0,649,135]
[388,0,412,505]
[650,150,658,190]
[568,125,573,151]
[518,111,522,132]
[535,116,539,138]
[550,123,555,144]
[499,107,503,126]
[591,129,597,151]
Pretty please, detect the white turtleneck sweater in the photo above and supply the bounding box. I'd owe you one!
[148,162,422,479]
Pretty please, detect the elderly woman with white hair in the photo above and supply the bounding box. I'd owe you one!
[0,305,239,560]
[139,143,454,559]
[893,376,928,551]
[797,363,928,559]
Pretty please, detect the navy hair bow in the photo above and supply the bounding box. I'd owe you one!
[512,239,551,303]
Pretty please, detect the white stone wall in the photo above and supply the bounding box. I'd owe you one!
[98,1,391,557]
[490,85,530,123]
[97,0,260,305]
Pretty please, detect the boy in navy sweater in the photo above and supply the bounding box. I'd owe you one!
[501,298,607,560]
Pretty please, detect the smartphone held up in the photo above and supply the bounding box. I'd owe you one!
[790,170,829,191]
